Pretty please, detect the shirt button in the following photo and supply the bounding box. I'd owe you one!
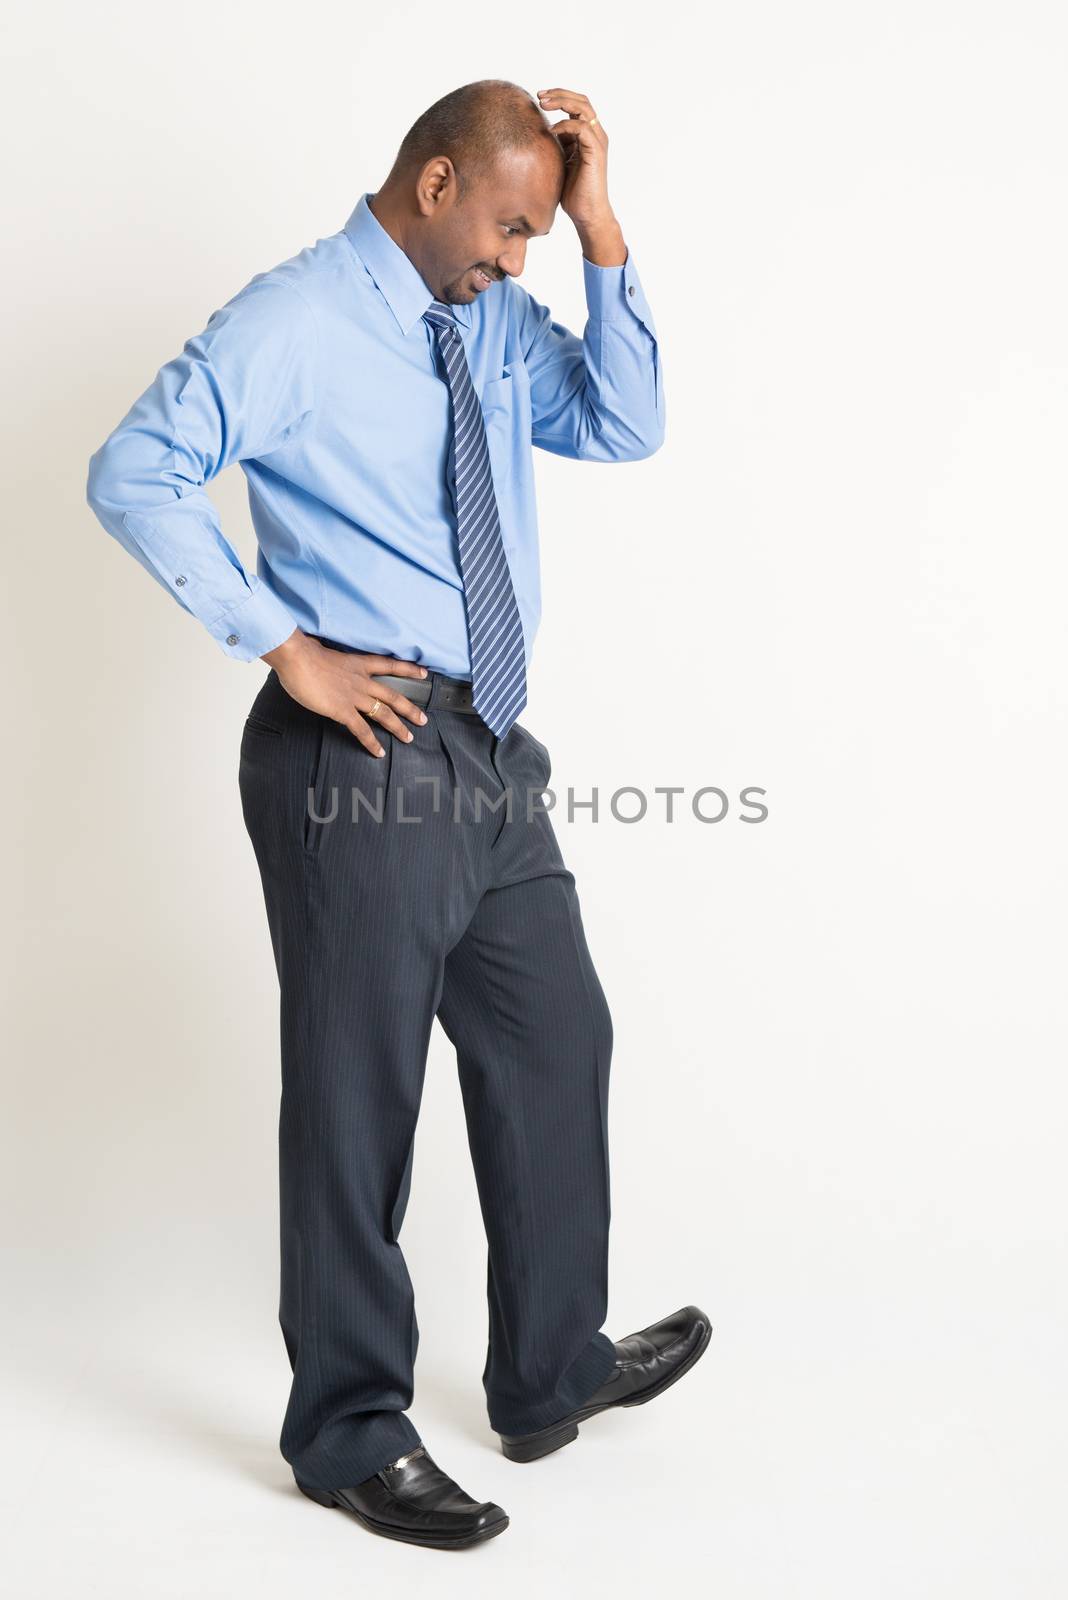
[175,575,186,586]
[226,633,240,646]
[627,285,635,297]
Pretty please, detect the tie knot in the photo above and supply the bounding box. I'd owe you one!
[422,299,459,333]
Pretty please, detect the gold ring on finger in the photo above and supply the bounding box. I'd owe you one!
[370,699,381,717]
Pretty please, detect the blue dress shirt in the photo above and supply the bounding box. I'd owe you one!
[86,191,665,676]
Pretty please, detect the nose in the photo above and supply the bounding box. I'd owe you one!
[497,242,527,278]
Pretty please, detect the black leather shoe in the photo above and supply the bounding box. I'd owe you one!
[295,1445,509,1548]
[498,1304,712,1462]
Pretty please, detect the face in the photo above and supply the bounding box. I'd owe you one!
[413,144,562,305]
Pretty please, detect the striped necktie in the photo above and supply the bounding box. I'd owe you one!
[422,299,527,739]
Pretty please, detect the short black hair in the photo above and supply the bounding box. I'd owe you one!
[391,79,562,199]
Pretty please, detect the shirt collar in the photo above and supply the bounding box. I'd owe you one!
[342,191,472,336]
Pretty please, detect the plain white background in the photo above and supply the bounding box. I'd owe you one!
[4,0,1066,1592]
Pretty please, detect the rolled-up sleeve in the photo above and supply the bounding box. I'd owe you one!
[514,248,664,463]
[85,277,318,661]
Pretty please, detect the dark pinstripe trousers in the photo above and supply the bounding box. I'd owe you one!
[238,662,617,1491]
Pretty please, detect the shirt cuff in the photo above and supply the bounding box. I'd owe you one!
[205,577,301,662]
[582,249,659,336]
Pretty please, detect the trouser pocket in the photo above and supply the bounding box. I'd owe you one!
[303,717,337,855]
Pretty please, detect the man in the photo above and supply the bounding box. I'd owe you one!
[86,79,710,1550]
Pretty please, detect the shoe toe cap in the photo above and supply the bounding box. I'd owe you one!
[473,1500,509,1533]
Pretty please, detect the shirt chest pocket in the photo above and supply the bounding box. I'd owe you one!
[479,361,529,496]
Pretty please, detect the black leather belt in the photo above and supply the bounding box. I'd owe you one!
[376,671,477,713]
[312,636,479,715]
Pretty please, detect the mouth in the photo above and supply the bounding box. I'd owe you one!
[472,267,496,290]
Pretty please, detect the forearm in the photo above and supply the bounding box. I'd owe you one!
[262,626,308,669]
[577,212,628,269]
[523,242,665,462]
[86,417,300,661]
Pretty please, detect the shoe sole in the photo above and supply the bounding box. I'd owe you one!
[500,1314,714,1463]
[295,1480,509,1548]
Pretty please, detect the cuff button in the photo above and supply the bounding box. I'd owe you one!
[226,633,240,646]
[175,575,186,586]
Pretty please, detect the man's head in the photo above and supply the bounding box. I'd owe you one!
[371,80,566,305]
